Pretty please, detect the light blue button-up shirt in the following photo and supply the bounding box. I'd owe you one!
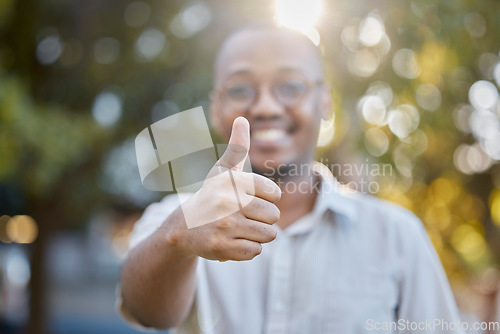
[119,165,463,333]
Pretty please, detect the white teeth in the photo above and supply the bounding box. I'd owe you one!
[252,129,286,141]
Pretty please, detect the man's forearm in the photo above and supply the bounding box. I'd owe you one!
[120,207,198,329]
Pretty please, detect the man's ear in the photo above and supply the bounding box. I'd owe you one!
[209,90,223,135]
[319,85,333,120]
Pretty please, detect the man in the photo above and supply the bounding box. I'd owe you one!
[118,23,462,333]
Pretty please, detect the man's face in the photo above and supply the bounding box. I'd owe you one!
[211,29,330,176]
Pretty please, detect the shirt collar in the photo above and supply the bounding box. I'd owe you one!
[277,162,359,236]
[311,161,359,225]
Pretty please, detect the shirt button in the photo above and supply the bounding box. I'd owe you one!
[274,301,284,311]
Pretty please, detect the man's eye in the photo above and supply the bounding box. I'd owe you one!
[276,81,307,100]
[226,85,254,100]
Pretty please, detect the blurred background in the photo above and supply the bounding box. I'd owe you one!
[0,0,499,333]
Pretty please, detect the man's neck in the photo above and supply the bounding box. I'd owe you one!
[274,167,321,230]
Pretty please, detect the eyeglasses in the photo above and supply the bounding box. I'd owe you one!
[215,77,323,111]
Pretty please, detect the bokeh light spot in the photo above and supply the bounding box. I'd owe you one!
[0,215,12,243]
[388,104,419,138]
[36,35,62,65]
[464,12,487,38]
[453,144,492,174]
[275,0,322,33]
[468,80,498,110]
[452,104,474,133]
[360,95,386,125]
[92,91,123,127]
[478,53,498,80]
[392,49,420,79]
[124,1,151,27]
[304,27,321,46]
[317,117,335,147]
[359,15,384,47]
[451,224,487,263]
[469,108,500,142]
[6,249,31,287]
[481,132,500,161]
[366,81,393,107]
[170,1,212,39]
[94,37,120,64]
[6,215,38,244]
[348,48,380,77]
[430,177,460,205]
[494,62,500,88]
[489,189,500,227]
[135,28,168,62]
[364,127,389,157]
[415,84,441,111]
[425,202,451,230]
[341,24,359,52]
[405,129,428,155]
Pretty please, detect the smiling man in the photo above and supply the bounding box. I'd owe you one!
[118,24,463,333]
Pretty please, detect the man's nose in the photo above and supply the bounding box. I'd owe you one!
[248,86,285,118]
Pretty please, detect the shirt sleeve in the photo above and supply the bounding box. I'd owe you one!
[396,213,464,334]
[115,193,188,329]
[128,194,187,251]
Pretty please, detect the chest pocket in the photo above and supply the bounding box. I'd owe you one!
[323,268,398,333]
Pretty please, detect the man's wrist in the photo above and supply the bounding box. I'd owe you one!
[162,208,197,261]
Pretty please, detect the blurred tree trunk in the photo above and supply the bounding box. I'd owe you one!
[27,200,56,334]
[27,225,45,334]
[26,153,103,334]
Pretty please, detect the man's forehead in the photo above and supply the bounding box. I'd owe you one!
[214,27,324,84]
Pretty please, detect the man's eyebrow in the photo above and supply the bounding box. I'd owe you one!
[276,66,303,73]
[277,66,323,81]
[224,69,252,78]
[220,66,307,82]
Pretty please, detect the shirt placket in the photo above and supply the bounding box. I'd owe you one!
[264,233,293,334]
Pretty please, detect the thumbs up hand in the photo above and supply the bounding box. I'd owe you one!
[214,116,251,172]
[165,117,282,262]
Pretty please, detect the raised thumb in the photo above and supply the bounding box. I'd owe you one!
[216,116,250,171]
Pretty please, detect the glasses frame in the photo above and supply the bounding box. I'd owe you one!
[213,77,325,112]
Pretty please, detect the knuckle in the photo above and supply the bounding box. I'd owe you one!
[258,225,276,243]
[215,216,236,230]
[248,197,260,210]
[256,198,267,210]
[205,172,224,188]
[233,172,250,191]
[243,245,261,258]
[212,172,231,187]
[254,244,263,257]
[242,246,252,256]
[215,218,232,229]
[236,243,262,261]
[215,193,234,211]
[207,235,222,253]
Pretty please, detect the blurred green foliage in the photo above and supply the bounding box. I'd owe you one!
[0,0,499,294]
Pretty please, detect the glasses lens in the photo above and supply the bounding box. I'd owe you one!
[224,84,255,108]
[275,80,307,105]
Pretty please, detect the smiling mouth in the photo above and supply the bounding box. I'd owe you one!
[251,129,287,142]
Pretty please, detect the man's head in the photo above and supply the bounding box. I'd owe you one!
[210,23,331,177]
